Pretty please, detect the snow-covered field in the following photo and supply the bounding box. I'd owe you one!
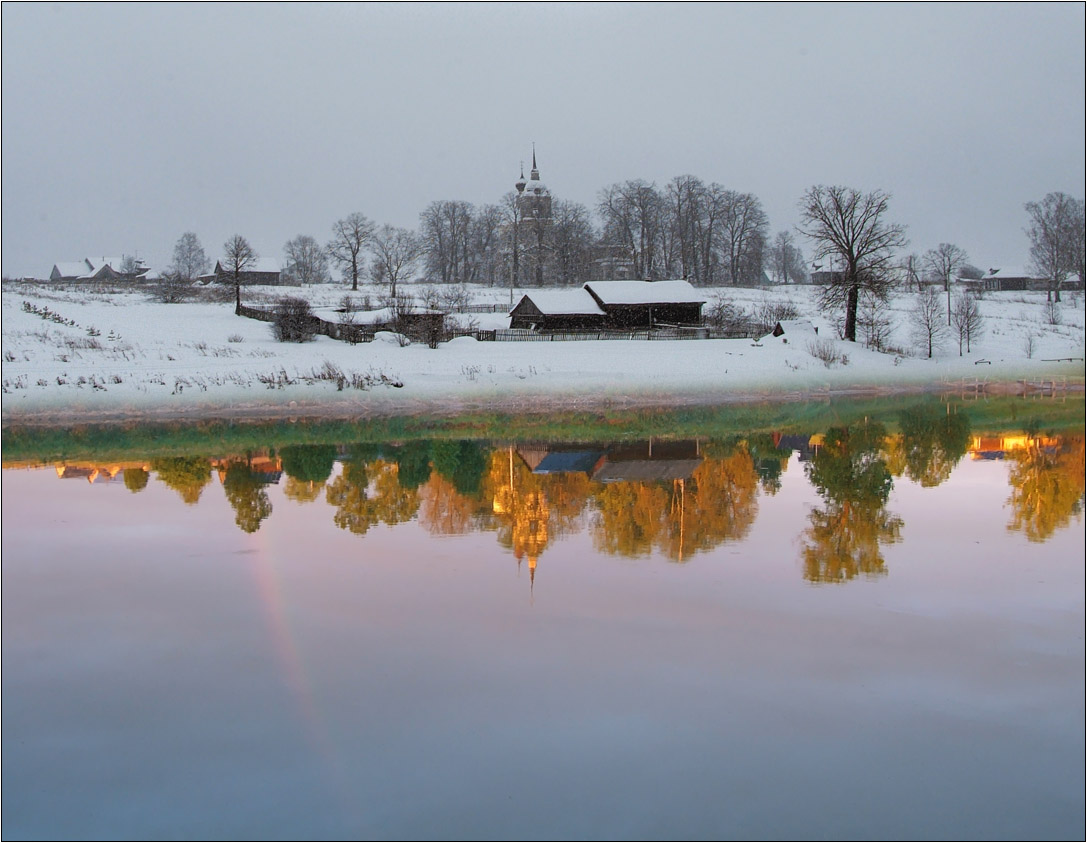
[2,280,1084,423]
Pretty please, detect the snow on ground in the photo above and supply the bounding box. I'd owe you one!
[2,280,1084,422]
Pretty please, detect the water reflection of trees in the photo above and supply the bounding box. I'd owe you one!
[325,444,421,536]
[895,405,971,487]
[803,421,903,583]
[1006,433,1085,542]
[48,416,1083,578]
[151,457,212,504]
[221,458,274,534]
[593,444,759,561]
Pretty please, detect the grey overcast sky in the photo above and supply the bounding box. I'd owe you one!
[2,2,1084,278]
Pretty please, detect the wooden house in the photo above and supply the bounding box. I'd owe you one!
[212,258,282,286]
[49,256,148,282]
[583,279,705,328]
[508,289,606,330]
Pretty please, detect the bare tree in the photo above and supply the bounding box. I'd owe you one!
[950,293,984,355]
[770,230,806,284]
[797,185,908,342]
[282,235,329,285]
[1025,192,1084,302]
[719,190,769,285]
[370,225,422,300]
[550,199,595,285]
[421,200,468,283]
[223,234,258,314]
[469,203,504,286]
[858,290,892,351]
[327,213,374,291]
[171,232,209,282]
[911,286,947,358]
[598,180,665,279]
[924,242,968,325]
[900,253,923,292]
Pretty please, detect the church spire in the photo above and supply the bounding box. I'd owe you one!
[530,143,539,181]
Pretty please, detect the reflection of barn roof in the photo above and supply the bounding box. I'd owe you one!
[593,459,702,483]
[592,440,703,483]
[534,451,605,475]
[584,279,705,305]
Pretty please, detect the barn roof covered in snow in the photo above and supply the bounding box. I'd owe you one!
[510,289,605,316]
[583,279,706,305]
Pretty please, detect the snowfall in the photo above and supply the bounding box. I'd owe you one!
[2,280,1084,425]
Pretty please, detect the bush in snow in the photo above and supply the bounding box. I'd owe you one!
[272,297,318,343]
[807,338,849,368]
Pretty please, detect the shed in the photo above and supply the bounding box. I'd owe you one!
[768,319,819,342]
[509,289,606,330]
[583,279,705,328]
[213,258,282,286]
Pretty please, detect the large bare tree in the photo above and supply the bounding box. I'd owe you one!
[770,230,807,284]
[370,225,422,300]
[171,232,209,282]
[923,242,968,324]
[327,212,374,291]
[598,180,664,280]
[223,234,257,314]
[1025,192,1085,302]
[719,190,769,285]
[798,185,908,342]
[282,235,329,285]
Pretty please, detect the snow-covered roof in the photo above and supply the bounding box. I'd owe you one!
[52,261,91,278]
[215,258,282,274]
[513,289,605,316]
[584,279,706,305]
[981,266,1038,280]
[764,319,819,342]
[522,181,549,195]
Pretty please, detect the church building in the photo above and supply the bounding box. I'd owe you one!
[512,146,552,286]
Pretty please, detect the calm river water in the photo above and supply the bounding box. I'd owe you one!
[2,399,1084,840]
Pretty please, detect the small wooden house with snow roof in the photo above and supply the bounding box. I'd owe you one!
[509,288,606,330]
[583,279,705,328]
[210,258,282,286]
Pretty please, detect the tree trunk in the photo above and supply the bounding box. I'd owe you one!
[844,284,859,342]
[234,272,241,315]
[351,256,358,292]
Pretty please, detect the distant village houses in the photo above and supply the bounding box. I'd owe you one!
[49,256,150,282]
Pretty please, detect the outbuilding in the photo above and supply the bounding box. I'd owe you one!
[583,279,705,328]
[508,288,606,330]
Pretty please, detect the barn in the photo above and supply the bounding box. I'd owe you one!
[583,279,705,328]
[211,258,282,286]
[508,288,606,330]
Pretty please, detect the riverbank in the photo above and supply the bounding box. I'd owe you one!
[3,280,1084,427]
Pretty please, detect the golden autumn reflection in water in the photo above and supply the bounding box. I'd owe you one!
[9,409,1084,583]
